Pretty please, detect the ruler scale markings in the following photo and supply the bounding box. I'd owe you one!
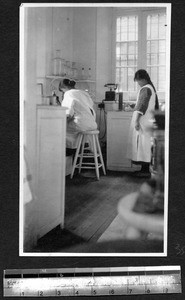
[4,266,182,297]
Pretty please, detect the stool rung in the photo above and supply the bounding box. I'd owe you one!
[76,162,102,166]
[75,166,103,170]
[78,153,100,158]
[75,163,103,168]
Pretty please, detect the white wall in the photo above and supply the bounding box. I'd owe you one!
[73,7,96,70]
[72,7,114,102]
[24,6,114,195]
[96,8,113,101]
[24,7,53,191]
[52,7,74,62]
[23,6,114,248]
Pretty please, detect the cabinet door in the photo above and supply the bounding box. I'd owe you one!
[36,106,66,239]
[107,112,132,171]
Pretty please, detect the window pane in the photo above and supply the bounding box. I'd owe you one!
[121,31,127,41]
[150,15,159,39]
[150,41,158,53]
[128,55,135,66]
[128,42,136,54]
[158,66,166,88]
[121,43,127,54]
[120,17,128,41]
[147,67,151,75]
[128,67,135,90]
[121,55,127,66]
[147,16,151,39]
[116,32,120,42]
[128,16,137,41]
[150,67,158,88]
[116,44,121,58]
[147,41,151,53]
[116,68,121,83]
[147,54,151,65]
[117,17,121,29]
[121,68,128,90]
[159,14,166,39]
[151,54,158,65]
[159,40,165,52]
[159,53,165,65]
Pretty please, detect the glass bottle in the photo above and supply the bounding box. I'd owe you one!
[65,61,69,77]
[81,67,85,79]
[61,59,67,77]
[88,68,92,79]
[52,50,62,76]
[72,62,78,79]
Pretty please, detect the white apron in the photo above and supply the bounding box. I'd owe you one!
[127,84,155,162]
[62,89,97,148]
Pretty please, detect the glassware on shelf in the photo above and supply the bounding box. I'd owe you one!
[81,67,85,79]
[88,67,92,79]
[52,50,62,76]
[72,62,78,79]
[61,59,67,77]
[65,61,73,77]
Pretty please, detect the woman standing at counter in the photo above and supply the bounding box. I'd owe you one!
[59,78,97,152]
[127,69,159,178]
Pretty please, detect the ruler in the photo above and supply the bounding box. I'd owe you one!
[4,266,181,297]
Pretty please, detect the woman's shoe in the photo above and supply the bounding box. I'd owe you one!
[132,171,151,178]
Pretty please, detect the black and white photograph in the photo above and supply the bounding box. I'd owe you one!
[2,0,185,298]
[20,3,171,255]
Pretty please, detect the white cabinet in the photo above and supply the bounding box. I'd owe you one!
[35,105,67,239]
[107,111,137,171]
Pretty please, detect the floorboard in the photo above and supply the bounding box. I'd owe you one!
[64,170,145,242]
[33,170,147,252]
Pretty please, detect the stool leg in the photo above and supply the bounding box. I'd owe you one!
[92,134,99,180]
[70,134,83,179]
[95,135,106,175]
[79,135,86,173]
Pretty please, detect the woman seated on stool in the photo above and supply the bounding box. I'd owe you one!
[59,78,98,155]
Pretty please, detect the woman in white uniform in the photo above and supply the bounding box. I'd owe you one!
[59,78,97,153]
[127,69,159,177]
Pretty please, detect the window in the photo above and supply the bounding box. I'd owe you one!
[147,13,166,92]
[116,16,138,93]
[115,9,167,101]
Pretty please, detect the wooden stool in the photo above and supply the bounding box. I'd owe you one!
[70,130,106,180]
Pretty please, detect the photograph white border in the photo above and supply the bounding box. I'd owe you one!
[19,2,171,257]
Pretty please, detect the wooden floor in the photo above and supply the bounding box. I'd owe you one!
[34,170,163,253]
[64,170,145,243]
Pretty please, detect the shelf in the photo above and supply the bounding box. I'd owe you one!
[46,76,95,83]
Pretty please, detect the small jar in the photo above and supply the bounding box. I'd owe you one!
[52,50,62,76]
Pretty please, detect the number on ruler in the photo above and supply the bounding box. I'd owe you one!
[75,290,79,295]
[92,290,97,295]
[146,289,150,294]
[57,290,61,296]
[165,288,168,293]
[109,289,114,294]
[39,290,44,296]
[128,288,132,294]
[20,291,24,296]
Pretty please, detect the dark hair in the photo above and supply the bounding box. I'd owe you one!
[59,78,76,91]
[134,69,159,110]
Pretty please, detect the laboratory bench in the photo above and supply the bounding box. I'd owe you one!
[106,110,137,172]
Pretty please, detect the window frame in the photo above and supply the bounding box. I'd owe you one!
[111,7,167,102]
